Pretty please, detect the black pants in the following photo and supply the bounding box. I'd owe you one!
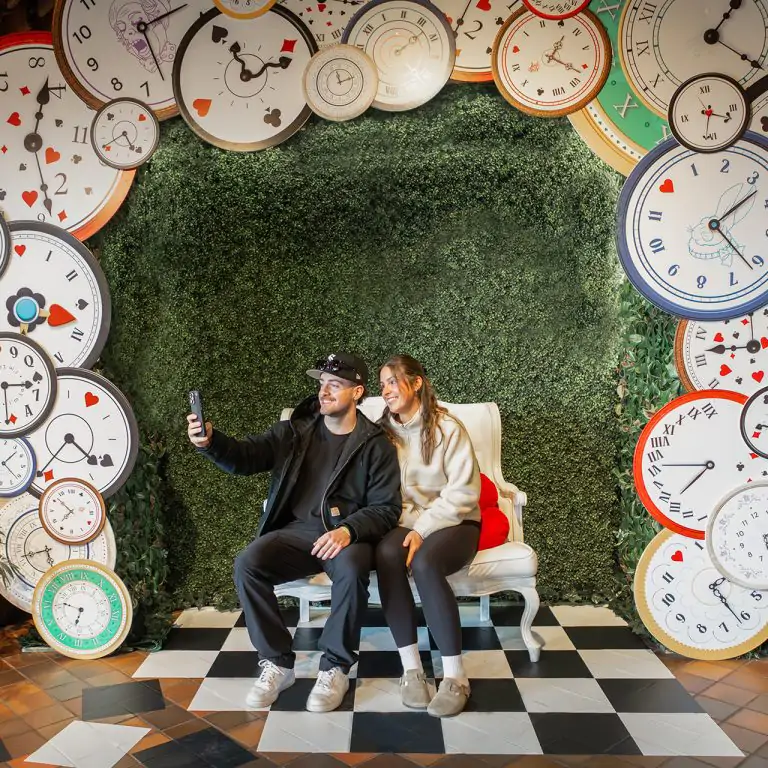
[233,522,373,673]
[376,522,480,657]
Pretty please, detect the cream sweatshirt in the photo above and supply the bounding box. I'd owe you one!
[386,409,482,539]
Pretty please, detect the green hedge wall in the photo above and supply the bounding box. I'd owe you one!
[95,82,624,607]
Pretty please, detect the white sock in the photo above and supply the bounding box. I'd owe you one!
[441,654,469,686]
[398,643,423,673]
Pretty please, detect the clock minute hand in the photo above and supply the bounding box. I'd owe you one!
[252,56,293,79]
[679,462,712,494]
[709,219,752,270]
[719,188,758,221]
[145,3,188,27]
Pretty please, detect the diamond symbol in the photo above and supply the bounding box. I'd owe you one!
[57,210,67,222]
[0,146,6,154]
[8,414,16,424]
[20,86,30,95]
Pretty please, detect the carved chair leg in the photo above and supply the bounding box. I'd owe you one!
[518,585,542,662]
[299,597,310,625]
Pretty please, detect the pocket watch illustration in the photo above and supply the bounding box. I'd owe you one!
[39,477,106,545]
[0,437,36,497]
[91,98,161,169]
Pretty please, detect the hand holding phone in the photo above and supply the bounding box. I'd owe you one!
[187,390,212,449]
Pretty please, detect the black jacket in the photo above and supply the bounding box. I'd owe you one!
[197,395,401,542]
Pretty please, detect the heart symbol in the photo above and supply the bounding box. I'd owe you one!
[77,299,89,310]
[84,392,99,407]
[6,112,21,127]
[21,190,38,207]
[659,179,674,193]
[138,114,146,122]
[476,0,491,9]
[45,147,60,165]
[761,337,768,349]
[720,364,732,376]
[714,333,724,342]
[754,371,765,383]
[211,25,227,43]
[105,146,111,152]
[318,2,326,8]
[87,455,98,466]
[193,98,211,118]
[14,245,25,256]
[671,550,683,562]
[512,45,520,53]
[47,304,76,327]
[100,454,114,468]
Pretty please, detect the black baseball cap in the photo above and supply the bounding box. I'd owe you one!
[307,352,368,388]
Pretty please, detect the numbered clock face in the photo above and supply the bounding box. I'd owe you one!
[669,74,749,153]
[635,528,768,660]
[215,0,278,19]
[0,32,134,241]
[91,98,161,170]
[52,0,208,120]
[173,7,317,151]
[619,0,768,119]
[40,478,106,545]
[0,216,9,275]
[617,133,768,321]
[741,385,768,459]
[0,438,36,497]
[4,222,111,370]
[33,560,132,659]
[279,0,367,48]
[0,333,57,438]
[522,0,588,19]
[0,493,116,612]
[633,390,768,539]
[342,0,456,111]
[492,8,611,117]
[707,482,768,591]
[674,314,768,395]
[25,368,139,500]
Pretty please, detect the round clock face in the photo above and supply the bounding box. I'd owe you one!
[617,132,768,321]
[342,0,456,111]
[303,45,378,121]
[633,390,768,539]
[522,0,589,19]
[173,6,317,151]
[669,73,749,153]
[674,314,768,395]
[40,477,106,545]
[25,368,139,500]
[741,385,768,460]
[215,0,278,19]
[0,32,134,241]
[707,482,768,591]
[492,8,611,117]
[0,437,36,497]
[33,559,131,659]
[91,98,161,170]
[279,0,367,48]
[619,0,768,119]
[4,222,111,370]
[0,333,57,438]
[635,528,768,660]
[0,493,116,612]
[746,74,768,139]
[52,0,208,120]
[0,216,9,275]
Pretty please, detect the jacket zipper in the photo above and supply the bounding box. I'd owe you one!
[319,439,367,532]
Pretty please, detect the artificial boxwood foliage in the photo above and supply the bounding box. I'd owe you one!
[95,82,624,608]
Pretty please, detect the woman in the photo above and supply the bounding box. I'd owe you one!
[376,355,481,718]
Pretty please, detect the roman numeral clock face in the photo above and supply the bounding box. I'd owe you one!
[279,0,366,47]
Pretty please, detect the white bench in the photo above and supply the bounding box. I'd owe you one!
[274,397,542,661]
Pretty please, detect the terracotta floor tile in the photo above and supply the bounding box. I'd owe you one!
[164,716,211,740]
[696,696,742,722]
[60,659,115,680]
[613,757,668,768]
[45,678,91,702]
[675,672,718,695]
[2,728,46,758]
[330,754,380,766]
[740,756,768,768]
[20,661,80,689]
[22,702,73,731]
[721,669,768,695]
[0,680,45,703]
[227,718,266,748]
[695,757,746,768]
[5,689,56,716]
[259,751,308,765]
[85,669,136,688]
[61,695,82,717]
[8,759,60,768]
[120,715,152,729]
[683,661,745,682]
[727,707,768,735]
[159,678,204,708]
[1,653,51,670]
[749,695,768,715]
[700,682,759,707]
[660,759,737,768]
[104,651,148,674]
[0,702,16,722]
[0,716,32,739]
[0,669,24,689]
[129,730,171,753]
[719,721,768,753]
[501,758,569,768]
[397,756,442,766]
[746,661,768,679]
[204,710,265,730]
[35,715,77,741]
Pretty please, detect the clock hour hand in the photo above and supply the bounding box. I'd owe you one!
[252,56,293,79]
[703,29,764,70]
[2,386,8,425]
[710,578,742,623]
[452,0,474,34]
[708,218,752,270]
[36,440,68,476]
[679,461,714,494]
[706,343,750,353]
[394,35,420,55]
[135,21,164,80]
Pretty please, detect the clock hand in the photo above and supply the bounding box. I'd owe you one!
[679,461,714,494]
[228,43,257,82]
[37,440,69,476]
[56,498,75,515]
[2,387,8,425]
[70,438,92,459]
[394,35,420,55]
[708,219,752,269]
[719,188,758,222]
[710,578,742,623]
[714,0,742,33]
[545,52,579,72]
[703,30,764,70]
[251,56,292,79]
[452,0,474,34]
[135,22,164,81]
[661,462,710,466]
[705,343,750,353]
[144,3,188,27]
[33,152,54,217]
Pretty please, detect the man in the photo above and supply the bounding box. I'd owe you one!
[186,352,401,712]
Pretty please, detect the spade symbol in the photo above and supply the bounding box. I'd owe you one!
[485,46,492,53]
[752,358,757,364]
[734,332,740,339]
[100,454,114,467]
[87,455,98,465]
[212,25,228,43]
[558,19,564,26]
[32,371,42,383]
[77,299,89,310]
[19,164,26,171]
[55,119,63,127]
[495,15,504,24]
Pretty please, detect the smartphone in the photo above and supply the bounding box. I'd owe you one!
[188,390,206,438]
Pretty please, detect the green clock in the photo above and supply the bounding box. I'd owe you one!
[32,559,132,659]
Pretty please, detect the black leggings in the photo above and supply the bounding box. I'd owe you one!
[376,522,480,657]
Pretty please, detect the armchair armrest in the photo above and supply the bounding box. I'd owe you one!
[496,479,527,542]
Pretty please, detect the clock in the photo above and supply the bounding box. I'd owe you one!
[0,32,134,241]
[634,528,768,660]
[25,368,139,500]
[52,0,208,120]
[4,222,111,370]
[0,492,116,612]
[674,314,768,395]
[633,390,768,539]
[746,73,768,139]
[707,481,768,591]
[173,6,317,151]
[618,0,768,119]
[214,0,278,19]
[0,216,9,275]
[32,559,132,660]
[91,98,161,170]
[669,73,750,153]
[0,437,36,497]
[740,385,768,459]
[0,333,57,438]
[39,478,106,545]
[279,0,367,48]
[617,132,768,321]
[303,45,378,121]
[492,7,611,117]
[342,0,456,112]
[521,0,588,19]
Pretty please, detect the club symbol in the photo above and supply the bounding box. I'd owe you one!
[264,108,282,128]
[737,462,745,471]
[72,155,82,165]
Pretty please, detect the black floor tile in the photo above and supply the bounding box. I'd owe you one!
[460,626,503,651]
[490,604,558,626]
[177,725,257,767]
[350,711,444,753]
[235,606,299,628]
[564,626,648,650]
[529,712,642,755]
[505,650,592,678]
[356,650,434,678]
[207,651,262,678]
[598,678,704,713]
[82,679,166,720]
[0,737,10,762]
[235,612,247,628]
[162,628,232,651]
[134,740,209,768]
[269,676,356,711]
[292,627,325,651]
[463,678,526,712]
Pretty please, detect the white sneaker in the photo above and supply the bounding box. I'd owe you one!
[246,659,296,708]
[306,667,349,712]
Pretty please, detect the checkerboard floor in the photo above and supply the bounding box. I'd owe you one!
[127,603,745,757]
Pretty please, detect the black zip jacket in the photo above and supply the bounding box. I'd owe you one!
[196,395,401,542]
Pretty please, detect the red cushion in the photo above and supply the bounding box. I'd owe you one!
[478,506,509,550]
[479,472,498,509]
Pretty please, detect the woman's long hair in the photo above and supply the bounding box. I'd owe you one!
[379,355,446,464]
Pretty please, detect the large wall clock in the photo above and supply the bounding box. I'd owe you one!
[3,222,111,370]
[633,390,768,539]
[0,32,134,241]
[25,368,139,500]
[617,132,768,321]
[0,216,9,274]
[173,6,317,151]
[52,0,208,120]
[740,385,768,460]
[280,0,366,47]
[746,74,768,139]
[674,314,768,395]
[634,528,768,660]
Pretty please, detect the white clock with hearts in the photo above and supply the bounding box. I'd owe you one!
[279,0,367,48]
[0,437,36,497]
[24,368,139,500]
[91,98,161,170]
[39,477,106,545]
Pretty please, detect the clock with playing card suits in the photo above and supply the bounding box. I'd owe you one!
[279,0,366,46]
[91,98,161,170]
[173,6,317,151]
[24,368,139,500]
[0,32,134,241]
[674,314,768,396]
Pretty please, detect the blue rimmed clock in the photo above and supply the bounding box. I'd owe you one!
[617,131,768,321]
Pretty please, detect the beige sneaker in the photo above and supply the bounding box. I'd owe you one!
[306,667,349,712]
[427,678,470,718]
[246,660,295,708]
[400,669,431,709]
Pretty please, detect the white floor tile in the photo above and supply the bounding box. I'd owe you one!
[516,678,615,713]
[220,628,257,652]
[188,678,267,712]
[173,608,241,629]
[550,605,628,627]
[257,711,353,752]
[457,604,494,627]
[495,626,575,652]
[578,650,675,679]
[432,650,513,679]
[132,650,218,679]
[441,712,542,754]
[297,609,331,628]
[359,626,430,652]
[619,713,743,757]
[295,651,322,678]
[353,677,436,712]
